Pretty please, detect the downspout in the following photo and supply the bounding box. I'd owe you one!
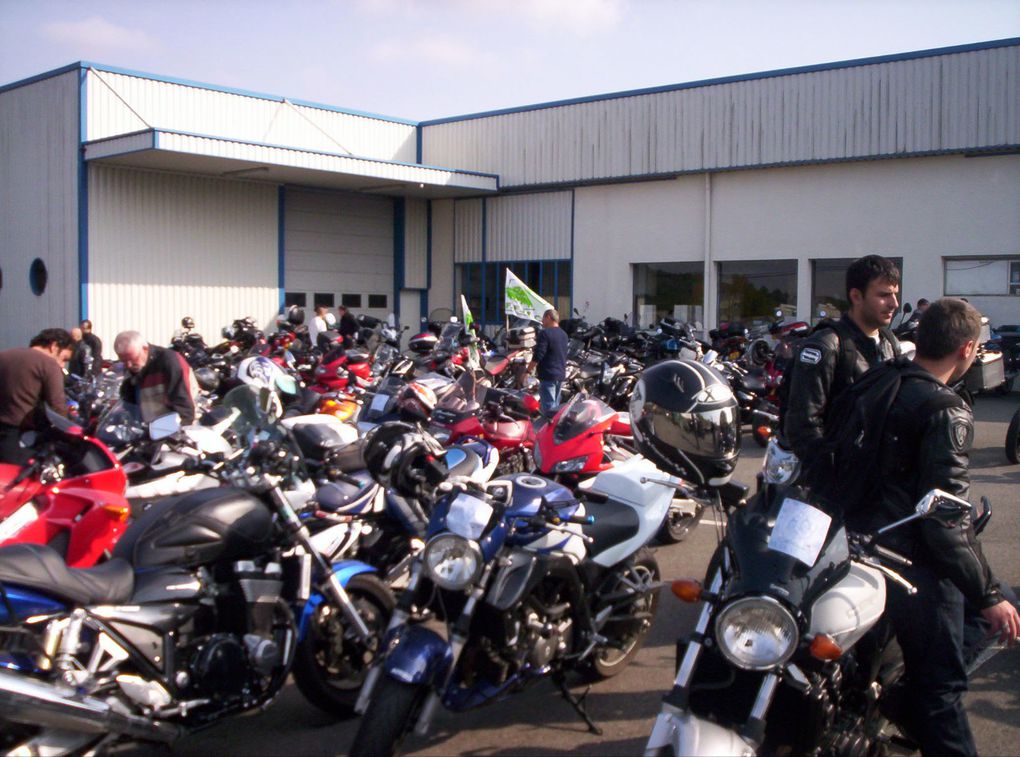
[702,173,714,338]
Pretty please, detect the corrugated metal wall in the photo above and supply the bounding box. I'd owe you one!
[486,191,572,261]
[403,198,428,289]
[284,188,394,319]
[422,45,1020,187]
[453,199,484,262]
[85,69,417,163]
[0,71,79,349]
[87,165,279,351]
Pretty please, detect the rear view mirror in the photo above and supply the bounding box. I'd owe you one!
[149,413,181,440]
[903,303,913,314]
[914,488,972,527]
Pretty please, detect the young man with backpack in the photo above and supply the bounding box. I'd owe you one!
[806,299,1018,757]
[781,255,902,470]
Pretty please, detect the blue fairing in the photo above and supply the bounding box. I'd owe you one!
[297,560,376,640]
[0,587,66,624]
[382,625,452,686]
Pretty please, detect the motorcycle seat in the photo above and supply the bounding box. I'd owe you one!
[0,543,134,606]
[345,350,370,365]
[315,470,378,513]
[580,500,640,557]
[444,446,481,479]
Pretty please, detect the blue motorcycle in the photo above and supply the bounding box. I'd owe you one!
[350,432,672,756]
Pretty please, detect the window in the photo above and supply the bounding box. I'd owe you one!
[456,260,572,325]
[314,292,334,308]
[368,294,388,309]
[29,258,47,296]
[285,292,307,307]
[812,257,904,322]
[342,293,362,308]
[633,262,704,328]
[945,258,1020,296]
[717,260,797,327]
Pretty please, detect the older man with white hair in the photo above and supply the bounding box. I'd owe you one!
[115,330,197,424]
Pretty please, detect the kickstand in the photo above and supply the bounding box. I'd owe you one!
[553,673,603,736]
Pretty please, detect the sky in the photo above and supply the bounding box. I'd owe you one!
[1,0,1018,122]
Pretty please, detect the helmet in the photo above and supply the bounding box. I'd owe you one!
[397,382,437,424]
[181,316,195,330]
[236,355,297,395]
[363,422,446,498]
[629,359,740,486]
[286,305,305,326]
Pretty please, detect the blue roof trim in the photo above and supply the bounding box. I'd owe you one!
[83,127,501,183]
[420,37,1020,126]
[0,62,81,95]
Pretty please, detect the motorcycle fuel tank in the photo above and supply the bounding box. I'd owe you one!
[807,561,886,649]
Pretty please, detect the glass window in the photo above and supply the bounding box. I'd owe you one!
[368,294,388,309]
[314,292,334,308]
[556,261,572,318]
[633,262,704,328]
[341,293,362,308]
[945,258,1020,296]
[812,257,904,322]
[718,260,797,329]
[456,260,572,325]
[285,292,306,307]
[29,258,47,296]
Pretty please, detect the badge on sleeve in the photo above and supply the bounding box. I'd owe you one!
[950,419,972,452]
[799,347,822,365]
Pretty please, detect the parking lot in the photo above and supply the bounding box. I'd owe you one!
[155,394,1020,756]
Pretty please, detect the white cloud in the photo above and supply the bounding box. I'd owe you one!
[511,0,624,34]
[370,35,495,67]
[354,0,625,35]
[41,16,160,55]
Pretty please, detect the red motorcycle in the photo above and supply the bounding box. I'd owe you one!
[0,407,131,567]
[312,345,374,393]
[531,393,633,480]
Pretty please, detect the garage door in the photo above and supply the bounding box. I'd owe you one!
[283,187,394,322]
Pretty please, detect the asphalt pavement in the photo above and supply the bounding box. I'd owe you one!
[166,394,1020,756]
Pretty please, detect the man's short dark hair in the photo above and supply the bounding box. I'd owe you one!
[845,255,901,300]
[80,319,93,331]
[29,328,73,350]
[916,298,929,308]
[916,298,981,360]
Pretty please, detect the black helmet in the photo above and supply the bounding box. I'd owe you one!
[363,422,446,498]
[286,305,305,326]
[629,359,740,486]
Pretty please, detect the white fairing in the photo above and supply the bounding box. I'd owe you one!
[808,562,887,649]
[280,413,359,446]
[644,707,754,757]
[588,455,676,567]
[523,502,589,565]
[124,424,233,499]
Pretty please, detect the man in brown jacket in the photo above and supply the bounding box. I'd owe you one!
[0,328,74,464]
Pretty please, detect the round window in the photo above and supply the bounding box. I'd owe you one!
[29,258,47,296]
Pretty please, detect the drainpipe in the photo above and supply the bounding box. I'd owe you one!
[702,173,715,339]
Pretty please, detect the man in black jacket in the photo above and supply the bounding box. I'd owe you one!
[783,255,901,469]
[854,299,1018,757]
[80,319,103,378]
[337,306,359,348]
[115,331,197,425]
[528,309,568,417]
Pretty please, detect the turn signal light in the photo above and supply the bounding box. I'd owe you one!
[809,634,843,661]
[671,579,703,603]
[102,503,131,523]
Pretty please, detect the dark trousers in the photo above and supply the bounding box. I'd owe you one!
[885,566,976,757]
[0,424,30,466]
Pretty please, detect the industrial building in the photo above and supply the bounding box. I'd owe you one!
[1,38,1017,351]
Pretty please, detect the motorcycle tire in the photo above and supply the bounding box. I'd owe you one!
[291,574,395,718]
[350,678,428,757]
[1006,407,1020,464]
[586,549,660,679]
[656,499,703,544]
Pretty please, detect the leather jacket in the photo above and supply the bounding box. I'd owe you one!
[783,315,899,467]
[851,366,1004,609]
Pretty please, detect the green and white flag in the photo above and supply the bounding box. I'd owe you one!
[504,268,554,323]
[460,294,481,369]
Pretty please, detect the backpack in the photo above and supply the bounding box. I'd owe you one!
[805,357,963,516]
[775,318,899,431]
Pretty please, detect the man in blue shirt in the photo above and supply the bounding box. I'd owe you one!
[528,309,568,417]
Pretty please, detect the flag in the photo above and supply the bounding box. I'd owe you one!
[504,268,554,323]
[460,294,481,369]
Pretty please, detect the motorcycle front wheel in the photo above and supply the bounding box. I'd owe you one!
[1006,407,1020,464]
[291,574,395,718]
[587,549,660,678]
[350,678,428,757]
[656,499,703,544]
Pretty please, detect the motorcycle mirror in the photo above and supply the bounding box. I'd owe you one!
[149,413,181,440]
[915,488,972,526]
[18,430,37,448]
[818,310,827,318]
[903,303,913,314]
[774,309,783,318]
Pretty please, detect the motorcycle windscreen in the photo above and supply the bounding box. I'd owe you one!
[724,490,851,614]
[552,395,616,444]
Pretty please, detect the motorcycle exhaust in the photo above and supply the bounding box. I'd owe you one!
[0,667,181,744]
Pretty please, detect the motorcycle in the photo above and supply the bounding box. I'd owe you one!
[350,447,666,756]
[0,406,134,568]
[0,384,392,753]
[1006,405,1020,465]
[643,485,980,756]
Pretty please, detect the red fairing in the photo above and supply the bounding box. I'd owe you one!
[534,396,619,477]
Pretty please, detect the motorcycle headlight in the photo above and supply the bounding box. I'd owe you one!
[423,534,482,591]
[715,596,798,670]
[762,438,800,485]
[552,456,587,473]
